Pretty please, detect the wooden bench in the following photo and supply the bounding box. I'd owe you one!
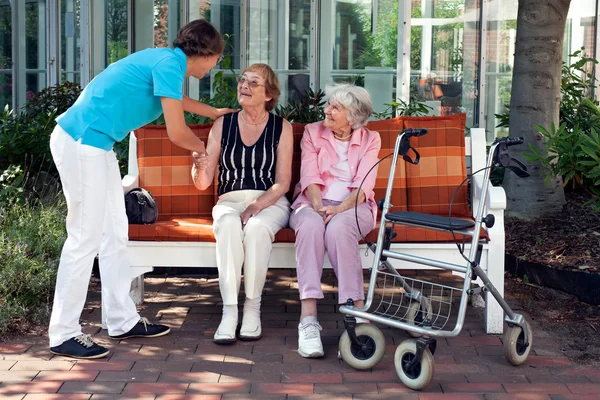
[120,114,507,334]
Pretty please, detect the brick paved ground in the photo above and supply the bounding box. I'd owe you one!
[1,269,599,399]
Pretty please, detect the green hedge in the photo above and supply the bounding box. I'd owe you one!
[0,197,66,335]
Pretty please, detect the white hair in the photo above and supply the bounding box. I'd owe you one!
[325,83,374,129]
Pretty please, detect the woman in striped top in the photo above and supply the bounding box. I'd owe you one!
[191,64,293,344]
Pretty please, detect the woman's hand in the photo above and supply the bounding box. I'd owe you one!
[192,151,209,169]
[311,201,324,219]
[241,203,262,227]
[319,205,342,224]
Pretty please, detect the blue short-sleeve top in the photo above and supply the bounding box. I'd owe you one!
[56,47,187,150]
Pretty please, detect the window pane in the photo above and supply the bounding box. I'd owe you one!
[483,0,517,141]
[90,0,128,78]
[187,0,242,102]
[0,73,11,109]
[320,0,399,115]
[411,0,479,128]
[154,0,181,48]
[564,1,596,63]
[61,0,81,84]
[106,0,128,64]
[25,1,47,99]
[0,1,12,108]
[563,1,596,100]
[132,0,181,51]
[246,0,312,105]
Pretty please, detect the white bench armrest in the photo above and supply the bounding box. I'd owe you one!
[121,131,139,193]
[122,174,139,193]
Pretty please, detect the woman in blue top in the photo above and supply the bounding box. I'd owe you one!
[48,19,233,359]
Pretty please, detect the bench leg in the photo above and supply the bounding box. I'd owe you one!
[101,274,145,330]
[129,274,145,306]
[485,242,505,334]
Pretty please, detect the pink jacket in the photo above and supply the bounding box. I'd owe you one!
[291,121,382,228]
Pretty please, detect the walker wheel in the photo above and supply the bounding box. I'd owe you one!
[338,324,386,370]
[503,321,532,366]
[406,297,433,338]
[394,339,435,390]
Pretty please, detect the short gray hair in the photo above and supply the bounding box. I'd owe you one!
[325,83,374,129]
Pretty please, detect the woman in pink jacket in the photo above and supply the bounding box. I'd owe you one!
[289,84,381,358]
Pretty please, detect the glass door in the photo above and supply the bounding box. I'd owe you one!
[89,0,129,79]
[483,0,517,141]
[61,0,80,84]
[0,0,47,110]
[411,0,479,127]
[319,0,402,116]
[245,0,312,105]
[187,0,242,102]
[0,0,13,108]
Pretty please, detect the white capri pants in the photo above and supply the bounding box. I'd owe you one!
[212,190,290,305]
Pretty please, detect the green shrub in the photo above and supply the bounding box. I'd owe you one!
[524,116,600,209]
[0,198,66,335]
[275,88,326,123]
[0,106,57,172]
[0,165,26,208]
[372,99,432,119]
[0,81,82,175]
[497,49,600,207]
[495,49,600,130]
[0,162,66,336]
[25,81,82,118]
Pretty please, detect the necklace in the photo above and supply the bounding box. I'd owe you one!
[333,132,352,141]
[240,111,268,125]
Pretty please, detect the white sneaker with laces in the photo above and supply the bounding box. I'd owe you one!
[298,316,324,358]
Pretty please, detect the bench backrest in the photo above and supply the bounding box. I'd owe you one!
[133,114,469,219]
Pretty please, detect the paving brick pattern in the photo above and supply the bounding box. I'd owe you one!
[1,270,599,400]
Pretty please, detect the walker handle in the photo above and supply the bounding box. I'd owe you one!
[505,137,524,146]
[404,128,428,138]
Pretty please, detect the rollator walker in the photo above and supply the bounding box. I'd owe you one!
[338,128,532,390]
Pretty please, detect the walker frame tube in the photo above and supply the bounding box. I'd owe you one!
[340,131,525,339]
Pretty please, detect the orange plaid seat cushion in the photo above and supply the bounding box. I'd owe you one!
[367,117,408,213]
[402,113,470,217]
[128,115,478,243]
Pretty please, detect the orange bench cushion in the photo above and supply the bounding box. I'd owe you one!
[136,124,214,217]
[129,114,474,242]
[368,117,408,213]
[128,216,483,243]
[402,114,470,216]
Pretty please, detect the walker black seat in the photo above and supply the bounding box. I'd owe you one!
[385,211,475,231]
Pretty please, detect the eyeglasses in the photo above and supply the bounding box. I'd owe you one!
[217,54,224,63]
[236,75,264,90]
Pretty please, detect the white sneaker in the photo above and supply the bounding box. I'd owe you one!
[298,317,324,358]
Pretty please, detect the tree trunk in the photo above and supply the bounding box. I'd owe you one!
[503,0,570,219]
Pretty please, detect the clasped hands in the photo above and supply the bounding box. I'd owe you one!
[192,151,208,169]
[315,204,342,224]
[191,148,260,227]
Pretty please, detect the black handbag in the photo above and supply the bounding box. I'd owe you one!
[124,187,158,224]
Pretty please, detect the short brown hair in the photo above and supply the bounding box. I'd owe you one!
[173,19,224,57]
[243,63,280,111]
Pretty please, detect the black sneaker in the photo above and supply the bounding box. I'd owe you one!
[50,334,109,359]
[109,317,171,340]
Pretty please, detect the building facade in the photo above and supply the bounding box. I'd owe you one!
[0,0,598,141]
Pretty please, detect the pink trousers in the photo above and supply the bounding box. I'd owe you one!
[289,200,374,304]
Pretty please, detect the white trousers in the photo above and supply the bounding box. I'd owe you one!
[213,190,290,305]
[48,126,139,347]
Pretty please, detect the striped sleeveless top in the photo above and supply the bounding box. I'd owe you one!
[217,112,283,196]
